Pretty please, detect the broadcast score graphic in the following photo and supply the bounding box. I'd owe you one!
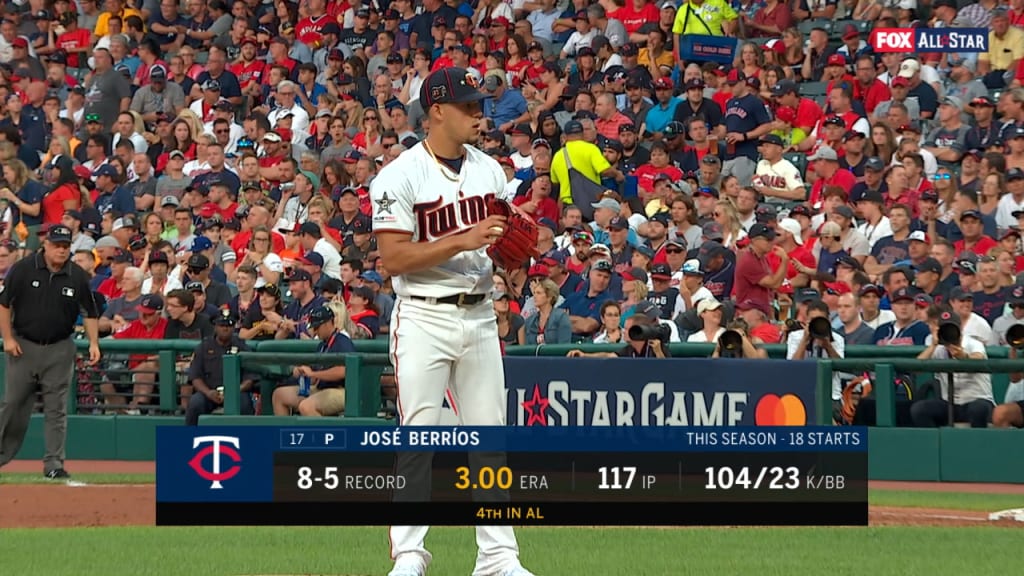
[157,426,868,526]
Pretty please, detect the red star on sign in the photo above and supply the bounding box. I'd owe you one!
[521,384,550,426]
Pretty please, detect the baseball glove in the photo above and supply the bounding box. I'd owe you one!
[485,197,540,270]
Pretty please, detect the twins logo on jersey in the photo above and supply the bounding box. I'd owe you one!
[757,174,790,190]
[413,193,496,241]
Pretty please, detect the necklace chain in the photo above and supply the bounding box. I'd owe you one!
[422,139,462,183]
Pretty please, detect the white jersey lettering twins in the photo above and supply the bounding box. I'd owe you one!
[372,144,502,299]
[372,142,525,576]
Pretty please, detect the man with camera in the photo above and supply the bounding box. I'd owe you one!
[567,302,669,359]
[910,309,995,428]
[713,319,768,359]
[787,300,846,421]
[991,286,1024,427]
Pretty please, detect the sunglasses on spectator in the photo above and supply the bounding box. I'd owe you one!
[187,267,205,275]
[666,248,684,254]
[0,240,17,251]
[931,173,952,180]
[978,255,996,263]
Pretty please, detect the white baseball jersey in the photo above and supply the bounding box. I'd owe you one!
[370,143,503,298]
[754,159,804,198]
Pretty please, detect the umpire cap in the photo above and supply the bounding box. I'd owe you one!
[419,67,488,108]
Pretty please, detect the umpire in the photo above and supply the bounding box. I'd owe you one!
[0,225,101,479]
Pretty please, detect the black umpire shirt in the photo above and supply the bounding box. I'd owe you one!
[0,251,99,344]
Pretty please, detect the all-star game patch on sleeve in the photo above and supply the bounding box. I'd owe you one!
[369,157,417,235]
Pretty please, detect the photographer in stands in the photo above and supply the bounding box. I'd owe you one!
[910,308,995,428]
[993,319,1024,428]
[713,319,768,359]
[787,299,846,421]
[567,302,669,359]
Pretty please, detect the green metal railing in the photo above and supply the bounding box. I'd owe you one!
[0,339,1017,424]
[820,355,1022,427]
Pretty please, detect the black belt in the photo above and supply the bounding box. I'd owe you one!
[409,293,487,306]
[18,334,69,346]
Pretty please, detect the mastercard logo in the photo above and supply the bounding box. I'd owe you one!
[754,394,807,426]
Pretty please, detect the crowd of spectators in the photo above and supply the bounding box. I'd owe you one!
[1,0,1024,427]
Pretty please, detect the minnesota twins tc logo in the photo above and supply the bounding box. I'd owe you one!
[188,436,242,489]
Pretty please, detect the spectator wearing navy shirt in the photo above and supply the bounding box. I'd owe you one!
[972,256,1009,324]
[721,70,773,186]
[276,269,327,340]
[873,287,931,346]
[540,250,583,299]
[92,165,136,216]
[562,259,614,341]
[273,304,355,417]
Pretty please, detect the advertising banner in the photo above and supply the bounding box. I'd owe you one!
[500,358,816,427]
[678,34,736,65]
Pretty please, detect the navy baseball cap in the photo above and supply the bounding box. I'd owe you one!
[287,269,313,282]
[46,224,73,244]
[213,307,236,326]
[300,251,325,268]
[137,294,164,313]
[149,250,169,264]
[608,216,629,230]
[308,305,335,328]
[651,263,672,279]
[890,287,915,302]
[915,257,942,275]
[564,120,584,135]
[93,165,118,178]
[419,67,487,108]
[190,236,213,253]
[541,250,567,267]
[960,209,983,221]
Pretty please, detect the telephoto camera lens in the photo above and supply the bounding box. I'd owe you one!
[1006,324,1024,348]
[718,330,744,358]
[809,317,832,340]
[938,323,961,346]
[628,323,672,341]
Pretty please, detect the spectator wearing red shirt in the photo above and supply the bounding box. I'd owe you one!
[634,142,684,194]
[109,293,168,412]
[595,92,633,140]
[97,249,133,300]
[748,0,793,39]
[55,13,91,70]
[807,146,856,205]
[851,54,890,116]
[512,173,560,223]
[882,164,922,218]
[296,0,332,47]
[612,0,660,36]
[736,298,783,344]
[954,210,999,257]
[767,217,816,283]
[772,79,823,136]
[734,223,789,311]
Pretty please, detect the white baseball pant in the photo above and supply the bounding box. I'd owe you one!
[388,297,521,576]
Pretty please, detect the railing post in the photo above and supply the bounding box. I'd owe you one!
[158,350,177,413]
[345,354,363,418]
[260,378,275,414]
[875,363,896,428]
[816,359,833,425]
[223,354,241,416]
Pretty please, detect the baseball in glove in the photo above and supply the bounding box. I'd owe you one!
[485,197,540,270]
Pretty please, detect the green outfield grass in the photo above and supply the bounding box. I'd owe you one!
[0,525,1019,576]
[3,475,1022,576]
[869,489,1024,512]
